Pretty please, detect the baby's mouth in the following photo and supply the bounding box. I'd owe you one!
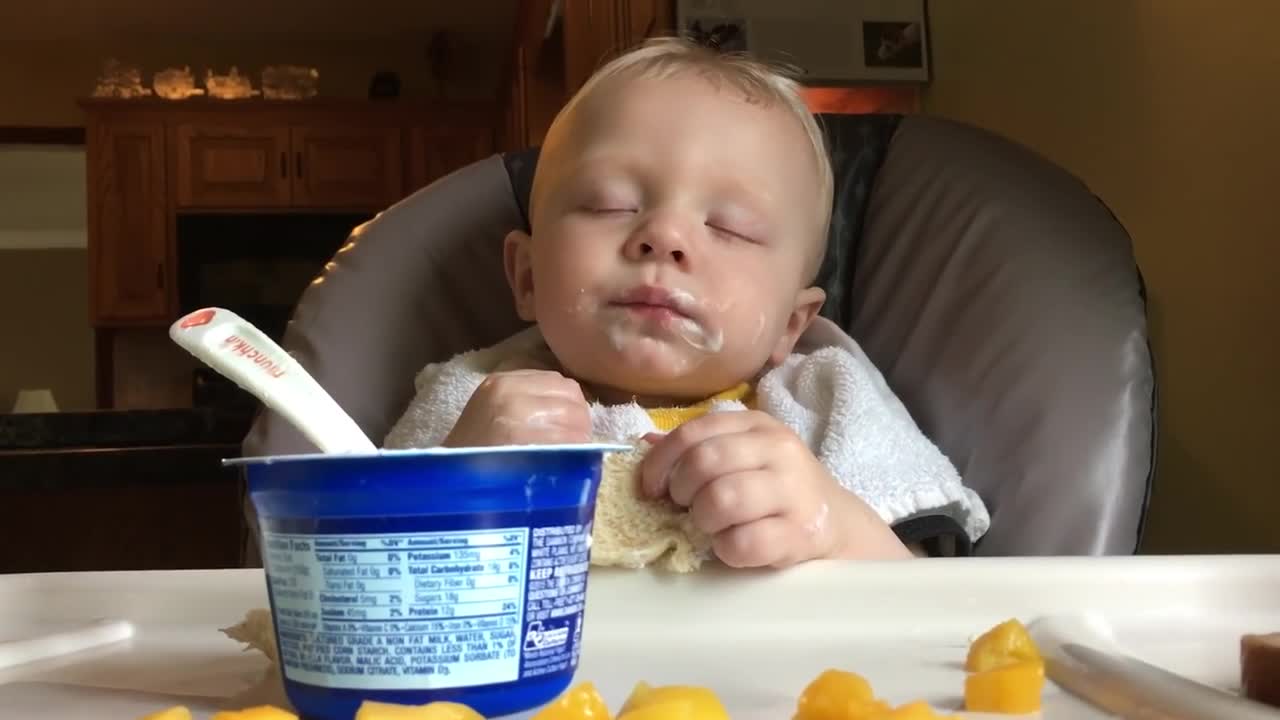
[604,286,723,354]
[612,302,689,324]
[608,285,699,321]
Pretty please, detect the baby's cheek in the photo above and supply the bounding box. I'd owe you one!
[724,306,776,350]
[750,312,769,345]
[571,288,590,316]
[535,281,588,325]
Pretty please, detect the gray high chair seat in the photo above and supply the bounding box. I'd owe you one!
[242,114,1156,557]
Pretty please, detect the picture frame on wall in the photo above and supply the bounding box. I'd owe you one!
[675,0,931,84]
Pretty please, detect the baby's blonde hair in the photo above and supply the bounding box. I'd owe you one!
[537,36,834,277]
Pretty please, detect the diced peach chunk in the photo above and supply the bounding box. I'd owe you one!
[139,707,193,720]
[211,706,298,720]
[618,682,730,720]
[965,619,1042,673]
[354,700,485,720]
[531,681,611,719]
[963,658,1046,714]
[794,669,889,720]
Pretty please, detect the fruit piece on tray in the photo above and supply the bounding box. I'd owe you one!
[1242,632,1280,708]
[964,618,1046,715]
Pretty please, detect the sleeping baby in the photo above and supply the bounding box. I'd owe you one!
[383,37,989,569]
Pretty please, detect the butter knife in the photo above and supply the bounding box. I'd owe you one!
[1029,614,1280,720]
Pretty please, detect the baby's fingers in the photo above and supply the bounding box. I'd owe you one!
[711,517,806,569]
[640,412,765,499]
[688,471,783,536]
[491,396,591,444]
[485,370,587,404]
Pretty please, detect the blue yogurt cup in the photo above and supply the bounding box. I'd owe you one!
[227,444,627,720]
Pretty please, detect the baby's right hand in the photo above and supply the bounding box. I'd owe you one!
[444,370,592,447]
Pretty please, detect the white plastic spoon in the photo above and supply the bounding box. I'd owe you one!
[168,307,377,454]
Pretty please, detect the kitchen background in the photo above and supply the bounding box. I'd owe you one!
[1,0,1277,560]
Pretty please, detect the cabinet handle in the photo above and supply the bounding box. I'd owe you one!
[280,152,287,178]
[155,263,164,289]
[295,151,303,178]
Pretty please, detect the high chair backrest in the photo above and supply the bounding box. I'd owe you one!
[243,114,1156,557]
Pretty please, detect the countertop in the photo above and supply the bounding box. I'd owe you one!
[0,407,253,573]
[0,407,252,452]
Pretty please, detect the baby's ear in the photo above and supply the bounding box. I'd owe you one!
[503,229,537,321]
[770,286,826,364]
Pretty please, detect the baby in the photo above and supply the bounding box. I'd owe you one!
[385,37,989,567]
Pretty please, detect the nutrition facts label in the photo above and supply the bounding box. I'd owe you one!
[520,523,590,679]
[262,527,531,690]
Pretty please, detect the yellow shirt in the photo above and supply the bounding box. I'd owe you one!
[643,382,754,432]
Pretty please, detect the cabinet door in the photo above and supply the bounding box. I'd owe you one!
[290,126,403,209]
[408,124,495,192]
[87,122,170,325]
[562,0,674,92]
[175,124,291,208]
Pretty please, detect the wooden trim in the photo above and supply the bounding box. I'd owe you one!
[500,0,559,150]
[0,126,86,145]
[94,328,115,409]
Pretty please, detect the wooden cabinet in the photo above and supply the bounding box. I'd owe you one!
[501,0,675,149]
[86,121,171,325]
[175,123,405,210]
[175,123,291,208]
[80,99,498,329]
[562,0,675,91]
[409,123,494,191]
[292,125,403,208]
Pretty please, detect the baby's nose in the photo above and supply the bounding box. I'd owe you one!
[626,215,690,264]
[636,241,684,263]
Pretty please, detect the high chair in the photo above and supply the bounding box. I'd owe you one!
[242,114,1156,558]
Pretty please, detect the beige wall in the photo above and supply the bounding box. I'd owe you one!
[0,250,95,412]
[924,1,1280,553]
[0,146,94,412]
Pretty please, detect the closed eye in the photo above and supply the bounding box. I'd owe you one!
[707,223,758,243]
[584,206,637,215]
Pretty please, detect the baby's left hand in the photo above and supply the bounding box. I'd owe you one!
[641,410,912,568]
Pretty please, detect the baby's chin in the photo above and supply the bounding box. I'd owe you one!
[611,334,705,370]
[563,337,727,403]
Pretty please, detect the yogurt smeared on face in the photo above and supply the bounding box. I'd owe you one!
[603,286,723,355]
[670,314,723,353]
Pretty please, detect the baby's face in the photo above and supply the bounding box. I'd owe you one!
[507,71,826,404]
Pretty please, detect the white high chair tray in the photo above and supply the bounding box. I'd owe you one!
[1,555,1278,719]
